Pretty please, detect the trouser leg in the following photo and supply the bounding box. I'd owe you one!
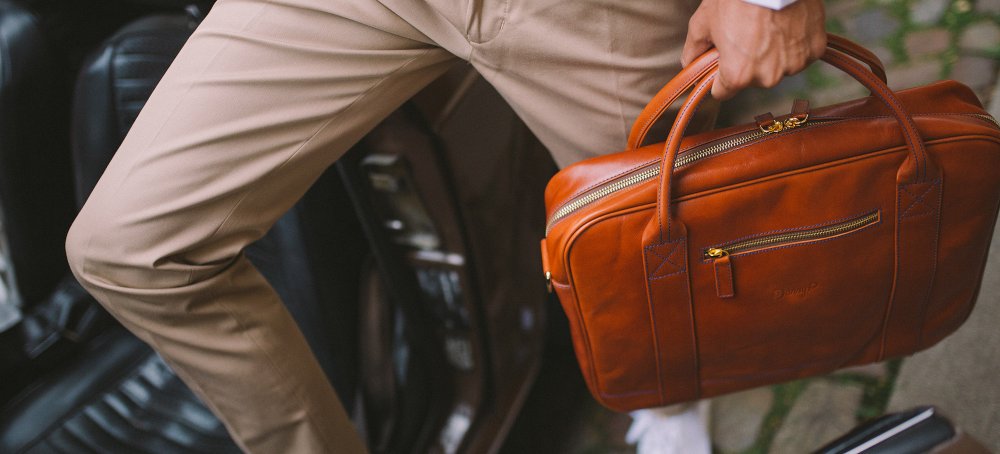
[64,0,459,452]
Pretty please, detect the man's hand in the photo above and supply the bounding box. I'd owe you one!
[682,0,827,100]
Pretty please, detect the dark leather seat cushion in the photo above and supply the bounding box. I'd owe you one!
[71,13,195,205]
[0,0,75,306]
[0,327,239,453]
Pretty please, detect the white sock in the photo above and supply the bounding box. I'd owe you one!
[626,401,711,454]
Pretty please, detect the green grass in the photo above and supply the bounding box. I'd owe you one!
[732,379,810,454]
[855,359,903,422]
[724,359,904,454]
[942,0,981,74]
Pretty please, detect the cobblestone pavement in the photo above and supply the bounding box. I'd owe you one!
[562,0,1000,451]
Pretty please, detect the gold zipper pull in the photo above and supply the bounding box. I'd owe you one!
[707,248,729,258]
[784,114,809,129]
[755,113,783,134]
[713,254,735,298]
[706,247,734,298]
[761,121,783,133]
[784,99,810,129]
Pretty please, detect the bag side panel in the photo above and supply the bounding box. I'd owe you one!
[565,207,664,410]
[919,138,1000,347]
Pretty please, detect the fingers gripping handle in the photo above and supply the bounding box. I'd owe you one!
[627,34,889,150]
[652,47,935,242]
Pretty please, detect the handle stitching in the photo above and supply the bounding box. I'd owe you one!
[645,241,686,278]
[632,62,717,149]
[899,179,942,219]
[916,178,944,347]
[658,73,715,241]
[828,51,928,181]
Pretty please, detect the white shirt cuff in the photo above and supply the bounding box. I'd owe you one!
[741,0,799,10]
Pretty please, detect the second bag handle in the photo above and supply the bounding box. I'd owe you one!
[626,34,888,150]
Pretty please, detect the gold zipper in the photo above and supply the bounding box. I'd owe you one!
[545,166,659,235]
[705,210,880,298]
[970,113,1000,128]
[545,118,816,234]
[705,210,880,259]
[544,112,998,235]
[678,130,764,167]
[683,114,812,166]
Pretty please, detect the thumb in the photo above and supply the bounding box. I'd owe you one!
[681,13,711,67]
[710,72,732,100]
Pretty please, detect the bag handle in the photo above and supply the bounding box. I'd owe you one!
[626,34,888,151]
[649,46,935,243]
[827,34,887,82]
[626,50,720,151]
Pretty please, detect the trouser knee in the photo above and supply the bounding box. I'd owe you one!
[65,209,207,316]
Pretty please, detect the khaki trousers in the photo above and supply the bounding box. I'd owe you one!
[65,0,700,452]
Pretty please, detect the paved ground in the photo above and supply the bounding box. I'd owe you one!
[532,0,1000,451]
[887,215,1000,449]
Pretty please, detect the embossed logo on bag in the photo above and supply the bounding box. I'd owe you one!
[773,282,819,300]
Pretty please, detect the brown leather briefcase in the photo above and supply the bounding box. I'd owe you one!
[539,35,1000,412]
